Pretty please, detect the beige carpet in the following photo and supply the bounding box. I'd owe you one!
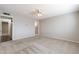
[0,37,79,54]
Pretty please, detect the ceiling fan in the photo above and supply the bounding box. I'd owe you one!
[31,9,43,17]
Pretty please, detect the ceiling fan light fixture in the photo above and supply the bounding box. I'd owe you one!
[37,13,42,16]
[32,9,43,17]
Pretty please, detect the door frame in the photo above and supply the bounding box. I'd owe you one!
[0,16,13,41]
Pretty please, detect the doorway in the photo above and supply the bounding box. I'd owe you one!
[0,17,12,42]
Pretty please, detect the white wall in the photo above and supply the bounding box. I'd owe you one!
[0,10,3,37]
[0,10,35,40]
[0,15,35,40]
[0,9,35,40]
[40,12,79,43]
[0,19,2,35]
[0,18,2,42]
[13,14,35,40]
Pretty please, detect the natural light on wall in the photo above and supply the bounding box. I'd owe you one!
[35,20,38,27]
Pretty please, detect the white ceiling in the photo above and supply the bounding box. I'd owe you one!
[0,4,79,20]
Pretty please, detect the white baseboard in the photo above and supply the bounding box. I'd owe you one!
[40,34,79,44]
[50,36,79,44]
[13,34,35,40]
[13,33,79,44]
